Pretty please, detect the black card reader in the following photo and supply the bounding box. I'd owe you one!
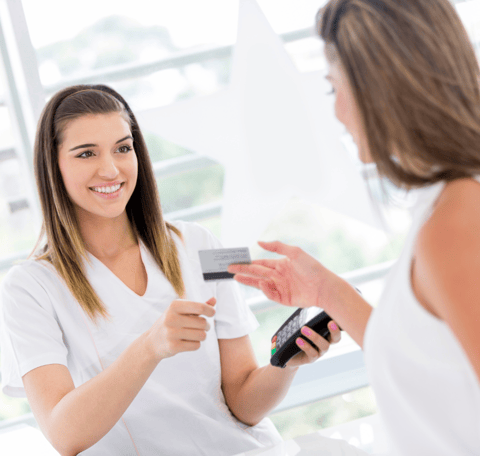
[270,307,336,368]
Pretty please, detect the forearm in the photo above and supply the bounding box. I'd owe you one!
[322,278,373,348]
[227,363,298,426]
[47,333,158,455]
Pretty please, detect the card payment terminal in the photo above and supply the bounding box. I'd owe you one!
[270,307,335,368]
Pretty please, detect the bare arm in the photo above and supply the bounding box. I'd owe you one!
[412,179,480,383]
[218,336,296,426]
[24,334,157,456]
[219,322,341,426]
[320,278,373,348]
[22,299,215,456]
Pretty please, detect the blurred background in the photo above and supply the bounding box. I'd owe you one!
[0,0,479,452]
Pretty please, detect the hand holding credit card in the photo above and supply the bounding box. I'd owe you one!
[199,248,251,281]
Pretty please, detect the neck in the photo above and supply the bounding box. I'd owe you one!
[77,210,137,259]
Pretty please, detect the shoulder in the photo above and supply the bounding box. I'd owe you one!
[417,178,480,255]
[167,219,223,251]
[414,178,480,314]
[2,260,47,291]
[1,260,60,309]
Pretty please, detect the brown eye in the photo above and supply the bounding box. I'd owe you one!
[118,145,132,154]
[76,150,94,158]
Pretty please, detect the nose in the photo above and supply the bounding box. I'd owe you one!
[97,154,119,179]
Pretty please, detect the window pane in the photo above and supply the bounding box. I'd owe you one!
[255,197,408,276]
[0,390,31,422]
[0,158,37,257]
[23,0,326,81]
[456,0,480,57]
[270,386,377,442]
[157,164,224,214]
[0,107,14,150]
[145,133,194,163]
[285,37,326,73]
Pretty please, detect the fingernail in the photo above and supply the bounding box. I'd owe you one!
[330,322,338,331]
[297,338,305,346]
[301,327,312,337]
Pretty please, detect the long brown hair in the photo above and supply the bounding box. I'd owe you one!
[33,84,185,320]
[317,0,480,188]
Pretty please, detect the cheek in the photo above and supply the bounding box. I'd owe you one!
[58,157,74,192]
[334,91,364,151]
[334,91,350,129]
[128,153,139,182]
[58,158,89,197]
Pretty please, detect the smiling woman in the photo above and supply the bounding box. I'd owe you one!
[32,85,185,319]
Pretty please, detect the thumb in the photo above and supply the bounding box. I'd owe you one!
[206,297,217,306]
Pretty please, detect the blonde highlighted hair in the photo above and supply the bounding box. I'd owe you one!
[317,0,480,188]
[33,85,185,320]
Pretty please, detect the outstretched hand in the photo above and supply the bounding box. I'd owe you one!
[228,241,343,310]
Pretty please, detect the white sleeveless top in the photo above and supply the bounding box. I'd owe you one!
[364,181,480,456]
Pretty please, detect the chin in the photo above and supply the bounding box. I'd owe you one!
[76,205,128,222]
[359,155,373,164]
[358,146,374,164]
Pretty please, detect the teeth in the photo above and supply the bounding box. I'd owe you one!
[92,184,121,194]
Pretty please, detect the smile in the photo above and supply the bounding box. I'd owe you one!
[90,183,124,194]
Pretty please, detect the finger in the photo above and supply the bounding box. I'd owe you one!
[328,321,341,344]
[258,241,301,259]
[233,274,282,304]
[300,326,330,355]
[176,340,201,352]
[296,337,320,360]
[206,297,216,307]
[250,259,280,269]
[173,300,216,318]
[179,315,211,331]
[227,263,274,279]
[233,274,263,290]
[176,328,208,342]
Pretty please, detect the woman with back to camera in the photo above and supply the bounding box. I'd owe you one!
[229,0,480,454]
[0,84,343,456]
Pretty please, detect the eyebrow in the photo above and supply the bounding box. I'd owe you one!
[69,135,133,152]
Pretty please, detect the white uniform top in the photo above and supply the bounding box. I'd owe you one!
[0,220,282,456]
[364,181,480,456]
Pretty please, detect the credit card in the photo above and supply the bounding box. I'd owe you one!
[198,247,251,281]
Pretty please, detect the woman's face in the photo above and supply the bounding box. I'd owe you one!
[326,56,372,163]
[58,112,138,222]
